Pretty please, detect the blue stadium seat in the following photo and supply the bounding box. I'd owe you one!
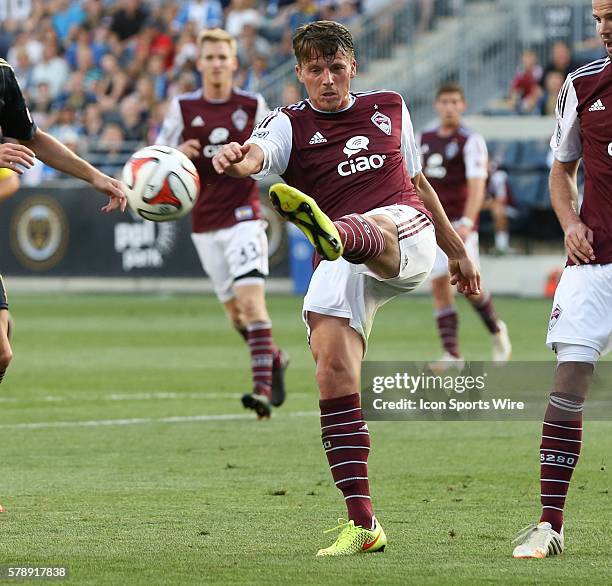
[516,140,551,171]
[508,172,542,208]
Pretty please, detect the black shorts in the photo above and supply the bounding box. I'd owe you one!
[0,274,8,311]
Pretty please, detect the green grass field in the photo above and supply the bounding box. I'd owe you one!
[0,294,610,585]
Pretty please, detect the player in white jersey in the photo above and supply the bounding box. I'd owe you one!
[213,21,480,556]
[156,29,288,418]
[512,0,612,559]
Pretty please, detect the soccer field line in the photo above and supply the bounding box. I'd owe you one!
[0,411,319,430]
[0,391,309,404]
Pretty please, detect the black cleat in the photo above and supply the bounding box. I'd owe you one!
[271,349,290,407]
[241,391,272,420]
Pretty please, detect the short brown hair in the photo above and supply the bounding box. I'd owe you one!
[197,28,237,56]
[293,21,355,65]
[436,82,465,100]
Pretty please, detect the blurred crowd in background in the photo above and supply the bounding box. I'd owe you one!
[0,0,605,186]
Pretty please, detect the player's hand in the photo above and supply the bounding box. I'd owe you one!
[455,225,472,242]
[0,143,35,174]
[178,139,201,160]
[564,220,595,264]
[212,142,251,174]
[92,172,127,213]
[449,256,481,296]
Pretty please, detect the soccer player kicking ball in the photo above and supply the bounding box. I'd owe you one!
[213,21,479,556]
[156,29,288,419]
[0,58,126,386]
[512,0,612,559]
[419,83,511,371]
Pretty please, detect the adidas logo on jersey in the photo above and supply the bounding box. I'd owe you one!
[588,99,606,111]
[191,115,205,127]
[309,131,327,144]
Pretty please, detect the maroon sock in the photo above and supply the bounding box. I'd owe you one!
[436,306,460,358]
[540,392,584,532]
[239,325,282,368]
[320,393,374,529]
[246,321,274,398]
[334,214,385,264]
[472,294,500,334]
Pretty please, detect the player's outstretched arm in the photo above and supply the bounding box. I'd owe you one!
[19,129,126,212]
[212,142,264,178]
[0,142,35,175]
[549,158,595,265]
[413,171,480,295]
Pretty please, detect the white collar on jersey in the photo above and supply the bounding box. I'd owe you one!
[307,94,356,114]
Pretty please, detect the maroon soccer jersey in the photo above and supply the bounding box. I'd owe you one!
[156,88,268,232]
[552,57,612,265]
[247,91,427,220]
[419,125,488,222]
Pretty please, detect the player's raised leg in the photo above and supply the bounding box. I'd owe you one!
[308,312,386,556]
[269,183,397,277]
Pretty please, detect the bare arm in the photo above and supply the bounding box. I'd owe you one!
[212,142,265,178]
[413,171,466,259]
[550,158,594,264]
[413,171,480,295]
[20,129,126,212]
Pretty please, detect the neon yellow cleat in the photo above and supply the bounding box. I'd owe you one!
[269,183,343,261]
[316,518,387,557]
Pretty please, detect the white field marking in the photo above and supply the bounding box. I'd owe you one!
[0,391,307,404]
[0,411,319,430]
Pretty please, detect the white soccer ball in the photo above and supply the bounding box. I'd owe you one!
[121,145,200,222]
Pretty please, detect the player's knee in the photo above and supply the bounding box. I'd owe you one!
[315,354,358,390]
[0,346,12,371]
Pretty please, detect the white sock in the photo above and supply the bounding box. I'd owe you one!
[495,231,509,250]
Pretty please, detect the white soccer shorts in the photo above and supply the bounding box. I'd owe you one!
[191,220,269,303]
[546,263,612,358]
[430,230,480,279]
[302,204,436,354]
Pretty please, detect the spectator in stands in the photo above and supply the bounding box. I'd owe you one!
[81,103,105,140]
[93,122,128,176]
[541,41,575,89]
[110,0,148,42]
[537,70,565,117]
[30,82,55,130]
[482,160,518,255]
[53,71,97,112]
[173,0,224,31]
[242,53,270,93]
[30,40,70,99]
[96,53,130,112]
[237,24,272,69]
[288,0,319,33]
[147,54,169,101]
[12,49,34,95]
[509,49,543,114]
[119,96,148,142]
[225,0,261,38]
[52,0,86,43]
[6,30,43,67]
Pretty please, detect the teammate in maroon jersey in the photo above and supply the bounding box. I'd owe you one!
[512,0,612,558]
[156,29,288,419]
[420,83,512,371]
[213,21,480,556]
